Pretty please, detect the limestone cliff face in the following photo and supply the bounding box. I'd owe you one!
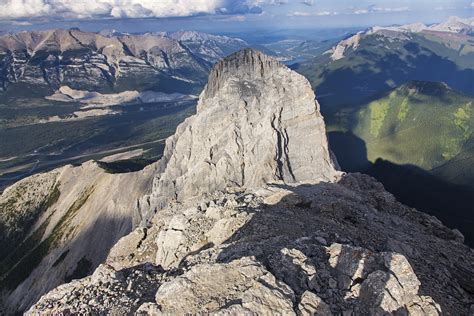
[144,49,339,214]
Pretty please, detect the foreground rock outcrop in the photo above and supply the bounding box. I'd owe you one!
[28,50,474,314]
[29,175,473,315]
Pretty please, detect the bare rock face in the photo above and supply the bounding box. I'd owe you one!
[143,49,339,216]
[155,257,295,314]
[27,50,474,315]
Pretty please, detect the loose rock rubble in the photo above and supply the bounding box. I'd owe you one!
[29,263,166,315]
[29,175,473,315]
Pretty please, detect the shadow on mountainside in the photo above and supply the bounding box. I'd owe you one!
[303,44,474,112]
[328,130,474,246]
[213,177,473,314]
[0,213,133,314]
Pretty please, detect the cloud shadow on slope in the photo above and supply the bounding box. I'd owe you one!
[328,130,474,246]
[319,46,473,107]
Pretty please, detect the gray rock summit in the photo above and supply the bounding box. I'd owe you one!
[204,48,282,98]
[143,49,339,216]
[27,50,474,315]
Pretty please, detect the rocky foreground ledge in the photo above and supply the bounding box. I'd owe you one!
[28,50,474,315]
[29,174,473,315]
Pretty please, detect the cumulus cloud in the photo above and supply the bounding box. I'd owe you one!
[288,10,336,17]
[11,20,33,26]
[248,0,288,5]
[352,4,410,15]
[0,0,52,18]
[353,9,369,15]
[434,5,456,11]
[0,0,264,19]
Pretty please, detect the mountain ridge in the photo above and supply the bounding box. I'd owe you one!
[0,29,249,96]
[329,80,473,187]
[327,16,474,61]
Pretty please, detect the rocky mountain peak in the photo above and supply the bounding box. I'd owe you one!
[204,48,281,99]
[143,49,339,214]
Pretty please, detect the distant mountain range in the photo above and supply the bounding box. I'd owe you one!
[328,16,474,63]
[369,16,474,36]
[168,31,249,63]
[0,29,249,97]
[297,16,474,110]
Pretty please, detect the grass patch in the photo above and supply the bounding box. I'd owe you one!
[454,102,472,135]
[397,97,409,122]
[368,98,390,137]
[0,216,52,290]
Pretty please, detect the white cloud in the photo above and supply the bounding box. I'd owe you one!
[0,0,265,19]
[353,9,369,15]
[220,14,247,21]
[376,6,410,13]
[287,10,336,17]
[288,11,311,16]
[315,11,334,16]
[11,20,33,26]
[434,5,456,11]
[352,5,410,15]
[248,0,287,5]
[0,0,52,18]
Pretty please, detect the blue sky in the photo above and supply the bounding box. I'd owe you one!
[0,0,472,33]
